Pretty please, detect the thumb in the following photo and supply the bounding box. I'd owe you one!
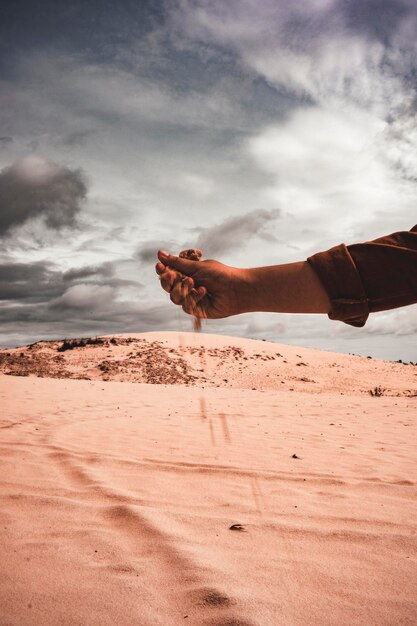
[157,250,199,275]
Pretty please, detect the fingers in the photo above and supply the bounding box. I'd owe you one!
[156,252,207,315]
[170,276,193,305]
[182,286,207,317]
[157,250,198,275]
[194,285,207,302]
[155,262,165,276]
[159,267,181,293]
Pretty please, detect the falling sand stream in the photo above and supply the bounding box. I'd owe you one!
[176,249,265,516]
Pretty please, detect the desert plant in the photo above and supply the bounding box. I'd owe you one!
[369,386,385,397]
[57,337,104,352]
[86,337,104,346]
[57,339,75,352]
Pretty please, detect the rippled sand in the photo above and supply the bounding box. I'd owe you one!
[1,333,416,625]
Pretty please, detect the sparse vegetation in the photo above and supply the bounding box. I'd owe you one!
[369,386,385,397]
[27,342,40,350]
[57,337,105,352]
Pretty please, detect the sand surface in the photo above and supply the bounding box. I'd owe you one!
[1,332,416,625]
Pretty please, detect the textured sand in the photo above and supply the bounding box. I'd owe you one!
[1,331,416,396]
[1,332,416,625]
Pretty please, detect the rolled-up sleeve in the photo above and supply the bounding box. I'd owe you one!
[306,224,417,327]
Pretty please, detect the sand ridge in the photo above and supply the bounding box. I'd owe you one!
[0,331,416,397]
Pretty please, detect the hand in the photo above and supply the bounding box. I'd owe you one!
[155,250,250,319]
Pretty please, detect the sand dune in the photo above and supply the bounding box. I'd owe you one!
[1,331,416,396]
[1,332,416,625]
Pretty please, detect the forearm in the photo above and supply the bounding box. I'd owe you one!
[241,261,331,314]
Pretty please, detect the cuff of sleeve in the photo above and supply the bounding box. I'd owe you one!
[307,243,370,327]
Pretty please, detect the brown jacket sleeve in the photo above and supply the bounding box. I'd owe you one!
[306,224,417,327]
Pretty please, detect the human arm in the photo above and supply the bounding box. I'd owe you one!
[156,223,417,326]
[155,251,331,319]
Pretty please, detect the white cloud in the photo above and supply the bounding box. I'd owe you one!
[171,172,216,198]
[51,284,115,310]
[0,54,249,136]
[195,208,280,256]
[247,105,416,243]
[168,0,415,110]
[344,305,417,336]
[165,1,417,249]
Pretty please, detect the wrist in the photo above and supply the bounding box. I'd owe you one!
[235,264,303,314]
[239,262,331,315]
[234,268,262,314]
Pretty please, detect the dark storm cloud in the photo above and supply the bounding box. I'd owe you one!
[62,263,113,282]
[0,288,172,349]
[0,299,172,350]
[0,261,64,302]
[0,300,167,328]
[277,0,417,46]
[0,256,148,347]
[136,240,180,264]
[340,0,415,41]
[62,130,96,147]
[194,209,280,257]
[137,211,281,263]
[0,155,87,236]
[0,136,13,147]
[0,0,162,69]
[0,259,140,303]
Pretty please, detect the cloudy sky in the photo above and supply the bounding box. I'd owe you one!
[1,0,416,360]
